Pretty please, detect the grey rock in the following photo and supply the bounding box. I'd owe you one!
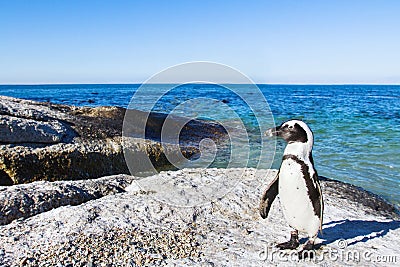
[0,115,73,144]
[0,168,398,267]
[0,174,135,225]
[319,176,399,218]
[0,96,226,184]
[0,96,73,121]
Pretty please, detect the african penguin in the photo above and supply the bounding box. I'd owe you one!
[259,120,323,257]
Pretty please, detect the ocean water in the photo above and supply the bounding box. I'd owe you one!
[1,84,399,208]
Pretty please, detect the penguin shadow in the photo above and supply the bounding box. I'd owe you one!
[319,219,400,246]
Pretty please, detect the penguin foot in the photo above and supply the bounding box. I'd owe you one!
[298,241,315,259]
[276,240,300,250]
[276,232,299,250]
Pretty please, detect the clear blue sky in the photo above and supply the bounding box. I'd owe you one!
[0,0,399,84]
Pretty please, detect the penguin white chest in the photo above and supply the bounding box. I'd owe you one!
[278,158,319,235]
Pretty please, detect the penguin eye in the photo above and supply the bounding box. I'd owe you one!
[288,125,294,130]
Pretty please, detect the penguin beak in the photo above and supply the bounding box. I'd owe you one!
[265,126,281,137]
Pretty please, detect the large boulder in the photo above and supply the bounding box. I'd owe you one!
[1,139,128,185]
[0,168,398,266]
[0,174,134,225]
[0,96,227,185]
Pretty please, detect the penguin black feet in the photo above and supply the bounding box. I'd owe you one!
[298,240,316,259]
[276,231,300,250]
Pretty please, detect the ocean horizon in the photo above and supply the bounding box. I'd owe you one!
[1,83,399,208]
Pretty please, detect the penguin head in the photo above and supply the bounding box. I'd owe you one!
[265,120,313,144]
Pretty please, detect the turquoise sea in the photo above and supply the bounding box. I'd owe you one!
[1,84,399,208]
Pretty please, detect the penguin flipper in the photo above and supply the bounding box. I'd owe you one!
[259,173,279,219]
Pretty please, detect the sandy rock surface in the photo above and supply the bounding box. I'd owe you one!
[0,168,398,266]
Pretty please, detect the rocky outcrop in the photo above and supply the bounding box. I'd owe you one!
[0,174,135,225]
[0,168,398,266]
[0,115,72,144]
[0,96,227,184]
[319,176,399,218]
